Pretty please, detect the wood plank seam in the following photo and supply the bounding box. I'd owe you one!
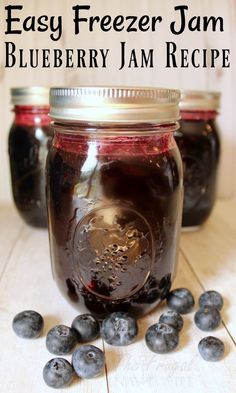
[0,223,25,283]
[180,247,236,347]
[179,248,205,292]
[102,339,110,393]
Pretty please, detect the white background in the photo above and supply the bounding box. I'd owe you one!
[0,0,236,203]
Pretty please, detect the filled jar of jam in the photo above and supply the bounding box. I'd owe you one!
[175,91,221,229]
[8,87,53,228]
[47,87,183,318]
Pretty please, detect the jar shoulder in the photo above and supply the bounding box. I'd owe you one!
[9,122,53,137]
[9,123,53,146]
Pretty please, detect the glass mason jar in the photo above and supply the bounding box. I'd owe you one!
[47,87,183,318]
[175,91,221,229]
[8,87,53,228]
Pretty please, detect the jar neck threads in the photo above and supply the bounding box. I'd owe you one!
[52,121,179,137]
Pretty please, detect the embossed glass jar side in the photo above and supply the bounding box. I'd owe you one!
[8,87,53,228]
[175,91,221,228]
[47,87,183,318]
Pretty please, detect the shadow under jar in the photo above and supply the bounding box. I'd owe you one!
[47,87,183,319]
[175,91,221,229]
[8,87,53,228]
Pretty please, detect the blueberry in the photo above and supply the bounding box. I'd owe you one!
[167,288,195,314]
[46,325,77,355]
[199,290,223,311]
[12,310,44,339]
[159,310,184,332]
[101,312,138,346]
[198,336,225,361]
[72,314,100,343]
[72,345,105,378]
[43,358,75,388]
[145,323,179,353]
[194,306,221,331]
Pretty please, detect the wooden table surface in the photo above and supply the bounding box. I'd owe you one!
[0,200,235,393]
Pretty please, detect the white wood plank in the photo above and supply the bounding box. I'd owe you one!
[0,224,108,393]
[0,205,24,278]
[180,199,236,342]
[104,253,236,393]
[202,0,236,199]
[230,0,236,198]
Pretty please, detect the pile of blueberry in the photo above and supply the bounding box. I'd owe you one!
[12,288,225,389]
[165,288,225,361]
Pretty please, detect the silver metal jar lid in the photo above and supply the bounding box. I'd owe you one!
[180,90,221,111]
[49,86,180,123]
[11,87,49,106]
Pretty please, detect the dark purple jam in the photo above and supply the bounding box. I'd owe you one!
[8,106,53,228]
[175,111,220,227]
[47,129,183,318]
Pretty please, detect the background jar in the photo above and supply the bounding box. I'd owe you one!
[8,87,53,228]
[175,91,221,229]
[47,87,183,319]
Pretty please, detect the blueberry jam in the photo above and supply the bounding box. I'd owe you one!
[47,127,183,319]
[175,110,220,228]
[9,105,53,227]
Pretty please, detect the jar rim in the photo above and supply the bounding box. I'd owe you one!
[49,86,180,124]
[11,86,49,106]
[180,90,221,111]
